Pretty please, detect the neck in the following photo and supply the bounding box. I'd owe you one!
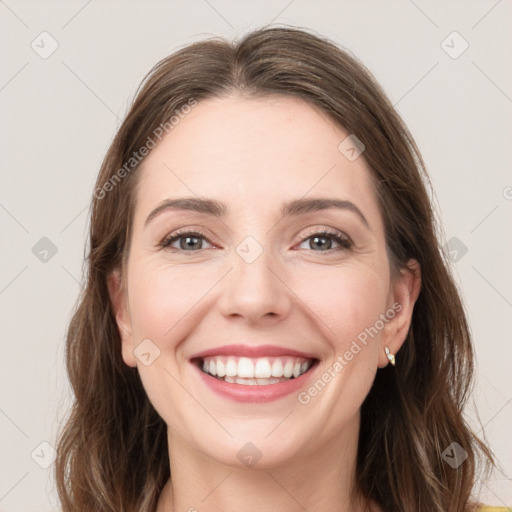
[156,413,377,512]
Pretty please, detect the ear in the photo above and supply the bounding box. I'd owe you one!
[107,268,137,368]
[378,259,422,368]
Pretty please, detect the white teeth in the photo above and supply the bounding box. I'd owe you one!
[236,377,257,385]
[199,355,315,383]
[226,357,237,377]
[255,358,272,379]
[271,359,283,377]
[238,357,255,378]
[216,359,226,377]
[283,360,294,378]
[257,377,282,385]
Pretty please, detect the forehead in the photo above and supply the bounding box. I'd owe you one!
[134,95,381,225]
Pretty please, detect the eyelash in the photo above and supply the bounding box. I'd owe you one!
[160,228,353,253]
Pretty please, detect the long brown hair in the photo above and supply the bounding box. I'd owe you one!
[55,26,494,512]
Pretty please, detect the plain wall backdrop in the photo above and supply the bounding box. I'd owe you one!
[0,1,511,510]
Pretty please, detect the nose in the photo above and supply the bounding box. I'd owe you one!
[216,244,292,325]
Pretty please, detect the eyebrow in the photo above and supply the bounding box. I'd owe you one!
[144,197,370,229]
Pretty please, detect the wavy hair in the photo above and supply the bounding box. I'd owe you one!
[55,26,494,512]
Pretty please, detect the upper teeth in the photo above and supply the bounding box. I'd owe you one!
[201,356,313,379]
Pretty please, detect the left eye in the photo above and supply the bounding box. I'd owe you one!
[161,231,213,251]
[297,231,352,252]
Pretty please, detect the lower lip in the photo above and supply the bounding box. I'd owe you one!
[192,361,318,403]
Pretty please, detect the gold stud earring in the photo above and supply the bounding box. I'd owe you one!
[385,347,395,366]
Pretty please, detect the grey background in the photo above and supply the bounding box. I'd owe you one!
[0,1,511,510]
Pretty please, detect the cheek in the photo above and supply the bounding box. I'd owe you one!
[127,263,213,342]
[126,265,212,427]
[292,264,389,350]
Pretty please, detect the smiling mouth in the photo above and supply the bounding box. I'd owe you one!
[192,355,319,386]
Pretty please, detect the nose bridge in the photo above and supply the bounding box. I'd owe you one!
[217,234,290,321]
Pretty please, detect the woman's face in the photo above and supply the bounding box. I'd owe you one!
[109,95,419,469]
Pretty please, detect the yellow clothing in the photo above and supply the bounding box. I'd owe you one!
[478,507,512,511]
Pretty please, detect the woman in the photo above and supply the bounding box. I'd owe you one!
[55,26,504,512]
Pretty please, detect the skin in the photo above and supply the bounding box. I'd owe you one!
[108,95,421,512]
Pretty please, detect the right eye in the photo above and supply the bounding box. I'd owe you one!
[160,230,214,251]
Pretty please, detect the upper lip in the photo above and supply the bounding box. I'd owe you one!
[189,344,318,360]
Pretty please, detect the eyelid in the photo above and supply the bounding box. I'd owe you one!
[298,226,352,245]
